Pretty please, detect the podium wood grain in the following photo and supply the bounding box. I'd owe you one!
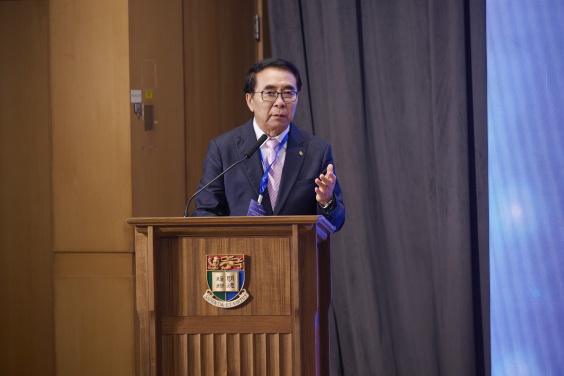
[129,216,334,376]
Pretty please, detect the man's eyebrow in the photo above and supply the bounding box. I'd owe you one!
[261,84,297,91]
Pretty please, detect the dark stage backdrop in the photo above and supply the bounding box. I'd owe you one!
[267,1,489,375]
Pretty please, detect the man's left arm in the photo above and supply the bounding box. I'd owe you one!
[315,146,345,231]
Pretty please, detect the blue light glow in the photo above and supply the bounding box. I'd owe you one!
[488,0,564,375]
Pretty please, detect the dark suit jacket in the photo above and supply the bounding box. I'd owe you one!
[192,118,345,231]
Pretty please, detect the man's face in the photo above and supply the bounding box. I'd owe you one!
[246,68,299,137]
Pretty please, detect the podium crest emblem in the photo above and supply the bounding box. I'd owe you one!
[203,255,249,308]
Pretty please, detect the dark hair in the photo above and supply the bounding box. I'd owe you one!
[243,58,302,94]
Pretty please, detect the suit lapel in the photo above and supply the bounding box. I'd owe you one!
[274,123,306,215]
[236,119,274,215]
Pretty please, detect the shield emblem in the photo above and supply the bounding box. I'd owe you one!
[204,255,249,308]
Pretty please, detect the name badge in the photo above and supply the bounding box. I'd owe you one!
[247,199,267,216]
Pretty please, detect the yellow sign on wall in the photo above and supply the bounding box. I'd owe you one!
[145,91,153,98]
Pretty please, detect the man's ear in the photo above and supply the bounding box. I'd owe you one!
[246,93,254,112]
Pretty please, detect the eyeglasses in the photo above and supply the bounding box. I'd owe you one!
[254,90,299,103]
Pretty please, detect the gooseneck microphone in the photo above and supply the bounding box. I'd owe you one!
[244,134,267,158]
[183,134,268,217]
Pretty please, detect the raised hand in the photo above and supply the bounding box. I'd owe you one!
[315,164,337,206]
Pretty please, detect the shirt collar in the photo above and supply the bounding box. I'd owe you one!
[253,118,290,146]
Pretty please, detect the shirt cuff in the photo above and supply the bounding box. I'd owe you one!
[319,194,335,210]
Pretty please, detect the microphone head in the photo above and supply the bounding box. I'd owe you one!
[258,133,268,144]
[245,134,268,158]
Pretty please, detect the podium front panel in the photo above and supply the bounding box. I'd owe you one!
[128,217,333,376]
[158,237,291,317]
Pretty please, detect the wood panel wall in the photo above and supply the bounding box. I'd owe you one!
[183,0,258,207]
[1,0,268,374]
[50,0,132,252]
[49,0,135,374]
[0,3,54,375]
[129,0,187,217]
[54,253,135,375]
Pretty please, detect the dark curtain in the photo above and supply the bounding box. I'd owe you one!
[267,1,489,375]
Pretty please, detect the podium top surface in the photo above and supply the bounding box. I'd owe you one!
[126,215,335,239]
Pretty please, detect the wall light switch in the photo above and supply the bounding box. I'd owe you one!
[131,90,142,103]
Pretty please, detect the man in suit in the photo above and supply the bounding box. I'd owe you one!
[192,58,345,231]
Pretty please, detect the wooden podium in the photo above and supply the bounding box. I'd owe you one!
[127,216,335,376]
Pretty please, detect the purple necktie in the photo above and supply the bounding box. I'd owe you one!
[265,138,282,210]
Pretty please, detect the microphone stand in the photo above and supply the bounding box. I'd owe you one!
[183,156,247,217]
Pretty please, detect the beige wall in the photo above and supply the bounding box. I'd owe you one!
[0,0,266,374]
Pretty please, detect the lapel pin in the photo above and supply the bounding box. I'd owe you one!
[299,151,303,156]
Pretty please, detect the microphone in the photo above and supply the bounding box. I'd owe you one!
[183,134,268,217]
[244,134,268,158]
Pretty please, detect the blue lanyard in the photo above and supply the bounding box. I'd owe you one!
[258,133,288,199]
